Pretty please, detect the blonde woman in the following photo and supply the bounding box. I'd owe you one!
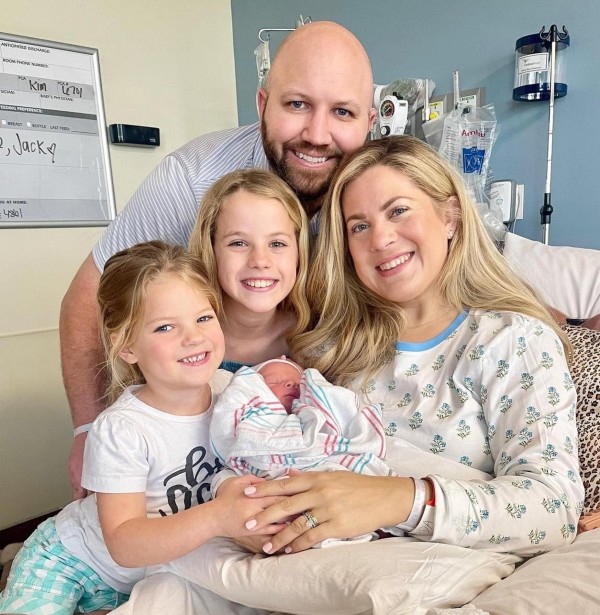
[188,169,310,372]
[244,136,584,560]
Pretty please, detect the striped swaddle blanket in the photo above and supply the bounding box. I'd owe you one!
[210,367,391,479]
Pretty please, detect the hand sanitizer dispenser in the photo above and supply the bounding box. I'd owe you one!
[490,180,517,223]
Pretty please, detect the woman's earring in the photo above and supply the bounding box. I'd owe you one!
[448,230,454,239]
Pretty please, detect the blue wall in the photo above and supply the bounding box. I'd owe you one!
[231,0,599,249]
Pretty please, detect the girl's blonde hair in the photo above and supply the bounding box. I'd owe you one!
[188,169,311,341]
[97,240,220,403]
[292,136,570,386]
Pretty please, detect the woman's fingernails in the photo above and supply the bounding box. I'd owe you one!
[244,486,257,495]
[284,546,292,554]
[245,519,257,530]
[263,542,273,554]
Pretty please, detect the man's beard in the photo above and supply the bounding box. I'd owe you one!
[261,119,342,214]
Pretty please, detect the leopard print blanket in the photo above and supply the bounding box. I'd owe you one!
[564,324,600,514]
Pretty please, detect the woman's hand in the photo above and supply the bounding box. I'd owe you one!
[214,475,287,539]
[243,471,415,554]
[232,534,275,554]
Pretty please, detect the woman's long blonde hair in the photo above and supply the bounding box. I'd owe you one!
[97,240,220,403]
[291,136,569,386]
[188,169,311,341]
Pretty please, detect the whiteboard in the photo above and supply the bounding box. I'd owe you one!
[0,32,115,228]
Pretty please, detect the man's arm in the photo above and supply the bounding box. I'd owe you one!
[59,253,105,499]
[583,314,600,330]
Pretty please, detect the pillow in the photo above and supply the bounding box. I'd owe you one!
[136,444,498,614]
[469,528,600,615]
[564,324,600,514]
[149,537,518,615]
[503,233,600,319]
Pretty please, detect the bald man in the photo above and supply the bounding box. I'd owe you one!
[60,22,377,497]
[257,22,374,216]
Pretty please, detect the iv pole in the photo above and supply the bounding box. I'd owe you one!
[539,24,569,245]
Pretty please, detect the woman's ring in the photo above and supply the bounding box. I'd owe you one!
[302,511,318,529]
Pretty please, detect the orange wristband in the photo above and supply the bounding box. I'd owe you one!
[424,477,436,507]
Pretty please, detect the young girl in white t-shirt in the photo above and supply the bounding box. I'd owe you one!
[0,241,281,615]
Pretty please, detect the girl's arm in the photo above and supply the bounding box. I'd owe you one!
[97,475,283,567]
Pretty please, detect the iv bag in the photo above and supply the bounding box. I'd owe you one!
[424,104,498,206]
[254,40,271,89]
[423,104,505,243]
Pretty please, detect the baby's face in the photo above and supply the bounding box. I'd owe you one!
[259,363,301,413]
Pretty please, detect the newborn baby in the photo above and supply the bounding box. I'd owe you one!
[210,357,391,480]
[255,357,303,413]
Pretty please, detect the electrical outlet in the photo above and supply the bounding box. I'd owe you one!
[515,184,524,220]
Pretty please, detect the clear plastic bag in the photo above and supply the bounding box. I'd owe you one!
[437,104,498,205]
[254,40,271,89]
[424,104,504,242]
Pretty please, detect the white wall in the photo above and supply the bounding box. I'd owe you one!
[0,0,238,530]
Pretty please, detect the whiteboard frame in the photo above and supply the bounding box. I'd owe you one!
[0,32,116,228]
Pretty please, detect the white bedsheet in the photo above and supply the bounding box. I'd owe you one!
[115,538,517,615]
[469,528,600,614]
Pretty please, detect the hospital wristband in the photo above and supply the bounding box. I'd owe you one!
[396,477,427,532]
[73,423,92,437]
